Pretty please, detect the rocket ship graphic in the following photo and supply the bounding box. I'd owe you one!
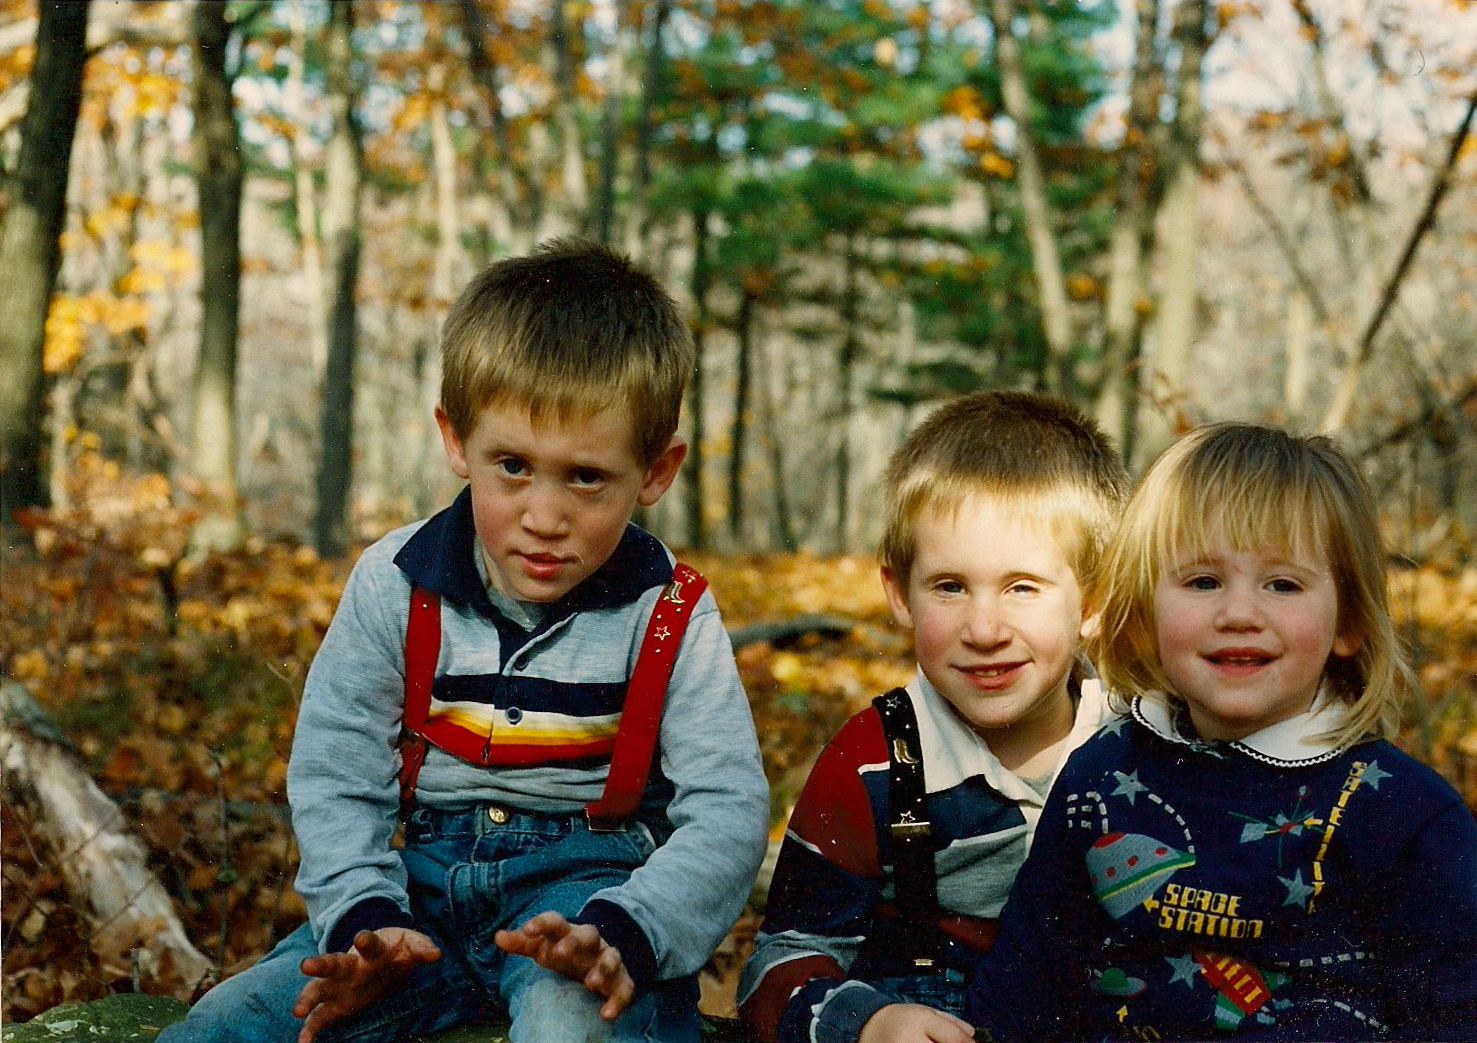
[1194,951,1289,1030]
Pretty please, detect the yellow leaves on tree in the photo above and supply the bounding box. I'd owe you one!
[978,151,1015,179]
[43,292,150,375]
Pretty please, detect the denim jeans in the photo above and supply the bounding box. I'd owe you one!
[158,804,702,1043]
[878,968,968,1019]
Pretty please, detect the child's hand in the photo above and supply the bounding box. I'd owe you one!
[858,1001,977,1043]
[292,927,442,1043]
[494,910,635,1020]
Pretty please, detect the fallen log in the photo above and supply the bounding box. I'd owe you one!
[0,994,751,1043]
[728,613,857,650]
[0,681,213,997]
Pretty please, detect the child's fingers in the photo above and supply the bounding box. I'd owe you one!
[522,910,573,938]
[297,950,358,983]
[596,970,635,1020]
[352,929,388,961]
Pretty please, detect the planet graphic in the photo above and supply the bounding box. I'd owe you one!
[1086,832,1196,920]
[1092,967,1147,997]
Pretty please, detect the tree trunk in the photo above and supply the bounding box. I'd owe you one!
[313,0,365,558]
[0,681,212,995]
[1134,0,1210,466]
[728,290,755,545]
[429,62,461,306]
[189,0,245,552]
[759,307,796,552]
[988,0,1072,395]
[458,0,533,253]
[835,234,859,553]
[0,0,88,524]
[286,0,327,380]
[1094,0,1160,456]
[594,7,630,246]
[548,0,588,237]
[684,206,713,550]
[626,0,671,263]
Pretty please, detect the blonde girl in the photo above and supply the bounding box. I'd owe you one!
[967,423,1477,1041]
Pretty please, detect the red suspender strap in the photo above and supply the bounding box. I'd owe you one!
[585,563,707,829]
[399,586,441,805]
[398,566,706,821]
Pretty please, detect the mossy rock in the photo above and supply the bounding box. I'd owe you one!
[1,995,190,1043]
[1,997,745,1043]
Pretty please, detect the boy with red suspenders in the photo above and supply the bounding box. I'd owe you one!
[738,392,1129,1043]
[161,239,769,1043]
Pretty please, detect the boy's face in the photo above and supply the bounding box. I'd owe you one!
[1153,533,1360,742]
[882,494,1086,757]
[437,400,685,603]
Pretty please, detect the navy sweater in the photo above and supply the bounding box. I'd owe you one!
[967,695,1477,1041]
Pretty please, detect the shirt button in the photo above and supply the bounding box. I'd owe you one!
[506,706,524,725]
[514,655,531,671]
[488,806,509,825]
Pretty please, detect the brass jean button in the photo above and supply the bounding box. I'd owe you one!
[487,805,509,825]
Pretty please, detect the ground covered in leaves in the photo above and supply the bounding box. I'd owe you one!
[4,457,1476,1023]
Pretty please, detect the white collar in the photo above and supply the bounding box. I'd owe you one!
[909,667,1110,798]
[1131,688,1353,767]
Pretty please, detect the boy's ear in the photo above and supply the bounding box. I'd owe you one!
[436,407,470,480]
[880,566,914,631]
[637,436,688,507]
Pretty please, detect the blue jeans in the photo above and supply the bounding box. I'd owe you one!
[159,804,702,1043]
[878,968,968,1019]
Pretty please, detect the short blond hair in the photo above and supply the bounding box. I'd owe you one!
[1092,422,1410,746]
[439,237,693,465]
[879,391,1130,600]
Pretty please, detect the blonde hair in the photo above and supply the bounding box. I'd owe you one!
[1093,422,1410,747]
[439,237,693,465]
[879,391,1130,600]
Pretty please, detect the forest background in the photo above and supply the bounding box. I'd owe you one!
[1,0,1476,1026]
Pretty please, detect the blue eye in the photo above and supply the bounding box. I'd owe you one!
[1187,575,1219,591]
[571,468,605,488]
[497,457,527,477]
[1267,578,1302,593]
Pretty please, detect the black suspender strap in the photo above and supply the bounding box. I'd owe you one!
[872,687,943,973]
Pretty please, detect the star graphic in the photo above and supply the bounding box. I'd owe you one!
[1280,869,1315,909]
[1358,761,1391,791]
[1165,954,1200,987]
[654,626,671,641]
[1098,715,1129,737]
[1112,771,1148,805]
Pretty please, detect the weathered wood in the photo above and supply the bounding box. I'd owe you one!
[728,614,857,650]
[0,682,212,997]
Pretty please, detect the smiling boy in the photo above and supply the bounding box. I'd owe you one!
[160,239,769,1043]
[737,391,1130,1043]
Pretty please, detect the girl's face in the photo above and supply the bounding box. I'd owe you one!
[1152,533,1361,741]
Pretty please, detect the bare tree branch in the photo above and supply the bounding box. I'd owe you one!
[1321,89,1477,432]
[1357,377,1477,459]
[1224,155,1333,328]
